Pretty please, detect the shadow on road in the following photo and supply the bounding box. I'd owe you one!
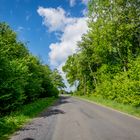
[56,95,71,105]
[41,109,65,117]
[39,95,70,117]
[20,127,36,131]
[12,96,70,139]
[22,138,34,140]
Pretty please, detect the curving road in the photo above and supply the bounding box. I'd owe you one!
[10,96,140,140]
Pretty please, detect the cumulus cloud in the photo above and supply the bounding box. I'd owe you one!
[49,17,88,66]
[37,7,88,90]
[37,6,88,66]
[37,7,76,32]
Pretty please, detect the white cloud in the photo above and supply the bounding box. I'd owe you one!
[37,7,88,91]
[48,17,88,66]
[37,6,88,66]
[37,7,76,32]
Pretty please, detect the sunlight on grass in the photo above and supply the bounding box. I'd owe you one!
[0,97,57,140]
[75,95,140,118]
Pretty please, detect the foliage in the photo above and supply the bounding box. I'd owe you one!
[63,0,140,106]
[51,69,66,90]
[0,97,57,140]
[0,22,64,114]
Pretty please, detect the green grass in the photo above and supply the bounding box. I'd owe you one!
[74,95,140,118]
[0,97,57,140]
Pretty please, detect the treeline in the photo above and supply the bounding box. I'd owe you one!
[63,0,140,106]
[0,23,65,115]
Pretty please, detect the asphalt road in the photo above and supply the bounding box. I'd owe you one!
[10,96,140,140]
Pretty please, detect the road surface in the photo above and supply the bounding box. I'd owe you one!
[10,96,140,140]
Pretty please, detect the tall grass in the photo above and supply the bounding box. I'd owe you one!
[0,97,57,140]
[75,95,140,118]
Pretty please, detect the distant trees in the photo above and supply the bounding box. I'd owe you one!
[63,0,140,106]
[51,69,66,90]
[0,22,65,114]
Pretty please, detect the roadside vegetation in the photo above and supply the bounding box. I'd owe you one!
[74,95,140,118]
[0,22,65,138]
[63,0,140,114]
[0,22,65,115]
[0,97,57,140]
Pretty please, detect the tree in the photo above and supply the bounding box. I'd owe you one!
[51,69,66,90]
[0,22,60,114]
[0,23,29,113]
[63,0,140,106]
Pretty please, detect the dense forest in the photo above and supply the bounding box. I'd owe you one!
[0,23,65,115]
[63,0,140,106]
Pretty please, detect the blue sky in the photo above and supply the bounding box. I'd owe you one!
[0,0,89,90]
[0,0,88,65]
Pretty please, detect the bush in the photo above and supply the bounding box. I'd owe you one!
[96,58,140,107]
[0,22,60,115]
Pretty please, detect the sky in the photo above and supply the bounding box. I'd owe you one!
[0,0,89,91]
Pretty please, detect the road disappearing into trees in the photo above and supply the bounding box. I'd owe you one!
[11,96,140,140]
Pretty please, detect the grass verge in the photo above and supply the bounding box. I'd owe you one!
[74,95,140,118]
[0,97,57,140]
